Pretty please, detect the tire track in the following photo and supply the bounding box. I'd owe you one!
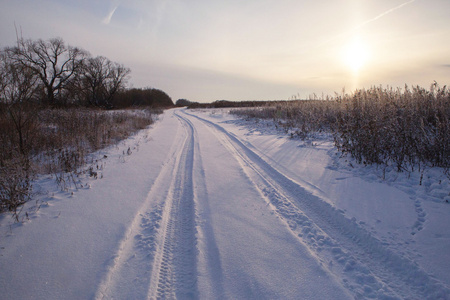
[148,111,198,299]
[184,110,450,300]
[176,111,226,299]
[95,111,198,299]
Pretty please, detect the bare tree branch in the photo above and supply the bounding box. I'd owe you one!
[5,37,89,106]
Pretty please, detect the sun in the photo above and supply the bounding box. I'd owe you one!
[342,38,370,72]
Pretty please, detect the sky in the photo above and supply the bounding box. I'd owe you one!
[1,0,449,102]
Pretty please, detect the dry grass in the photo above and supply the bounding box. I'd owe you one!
[34,108,155,172]
[232,84,450,173]
[233,100,338,139]
[0,106,158,216]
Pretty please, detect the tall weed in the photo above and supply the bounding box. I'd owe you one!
[232,84,449,173]
[0,107,158,218]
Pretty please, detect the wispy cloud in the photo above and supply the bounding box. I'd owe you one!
[353,0,416,32]
[102,4,119,25]
[102,0,122,25]
[303,0,417,54]
[290,0,416,58]
[102,1,151,29]
[339,0,416,40]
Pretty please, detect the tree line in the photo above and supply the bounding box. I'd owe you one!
[0,37,173,108]
[176,99,273,108]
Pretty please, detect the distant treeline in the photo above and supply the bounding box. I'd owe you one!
[0,37,174,108]
[114,88,174,108]
[176,99,287,108]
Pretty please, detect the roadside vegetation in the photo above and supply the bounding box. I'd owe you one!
[0,36,173,219]
[230,84,449,175]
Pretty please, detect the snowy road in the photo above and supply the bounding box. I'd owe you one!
[1,108,450,299]
[95,109,351,299]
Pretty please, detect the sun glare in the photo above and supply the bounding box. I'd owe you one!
[342,39,370,72]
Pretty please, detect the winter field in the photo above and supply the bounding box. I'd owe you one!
[1,107,449,299]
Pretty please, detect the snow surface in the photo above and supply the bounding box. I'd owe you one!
[1,107,449,299]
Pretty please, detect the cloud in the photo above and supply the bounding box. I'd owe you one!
[319,0,417,48]
[353,0,416,31]
[103,5,119,25]
[103,0,175,36]
[101,1,152,29]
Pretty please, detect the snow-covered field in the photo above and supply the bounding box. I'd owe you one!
[1,107,449,299]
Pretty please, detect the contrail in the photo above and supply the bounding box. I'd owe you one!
[352,0,416,31]
[300,0,417,53]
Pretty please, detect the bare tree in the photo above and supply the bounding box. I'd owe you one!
[82,56,109,106]
[82,56,130,107]
[103,61,130,107]
[5,37,88,106]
